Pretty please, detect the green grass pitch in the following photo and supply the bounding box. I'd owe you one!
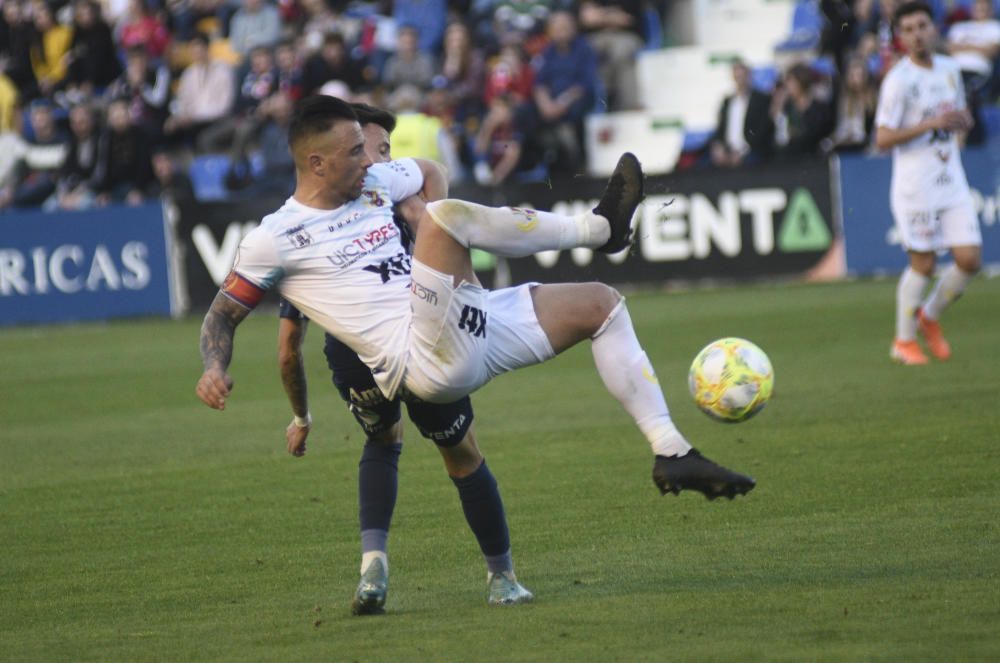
[2,278,999,662]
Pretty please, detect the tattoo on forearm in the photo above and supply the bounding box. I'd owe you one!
[200,293,249,371]
[279,322,309,416]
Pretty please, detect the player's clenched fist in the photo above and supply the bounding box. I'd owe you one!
[196,368,233,410]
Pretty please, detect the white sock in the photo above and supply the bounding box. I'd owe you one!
[922,263,972,320]
[591,300,692,458]
[896,267,929,341]
[360,550,387,576]
[425,200,610,257]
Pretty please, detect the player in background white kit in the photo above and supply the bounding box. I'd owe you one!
[195,96,756,610]
[875,1,983,365]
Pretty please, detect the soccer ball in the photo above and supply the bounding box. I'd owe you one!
[688,338,774,423]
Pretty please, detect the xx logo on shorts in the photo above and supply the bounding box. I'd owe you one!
[459,305,487,338]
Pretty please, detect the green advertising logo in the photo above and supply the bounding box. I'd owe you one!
[778,188,831,252]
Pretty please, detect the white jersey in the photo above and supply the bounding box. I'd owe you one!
[228,159,424,399]
[875,54,971,210]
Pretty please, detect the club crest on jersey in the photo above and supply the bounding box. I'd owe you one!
[363,190,387,207]
[284,225,313,249]
[363,251,411,283]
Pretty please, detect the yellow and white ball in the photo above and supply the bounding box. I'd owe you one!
[688,338,773,423]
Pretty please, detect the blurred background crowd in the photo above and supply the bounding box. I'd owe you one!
[1,0,1000,212]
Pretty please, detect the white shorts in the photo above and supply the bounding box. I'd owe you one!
[403,260,555,403]
[890,198,982,253]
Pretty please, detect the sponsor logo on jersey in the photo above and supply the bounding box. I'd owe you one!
[326,223,401,269]
[458,305,487,338]
[410,281,438,306]
[284,225,313,249]
[363,251,411,283]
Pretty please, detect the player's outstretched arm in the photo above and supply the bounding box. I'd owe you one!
[277,316,312,456]
[196,292,252,410]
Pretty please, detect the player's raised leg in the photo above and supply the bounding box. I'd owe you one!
[414,153,642,278]
[530,283,756,500]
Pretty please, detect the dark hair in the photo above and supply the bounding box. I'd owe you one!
[893,1,934,27]
[289,95,358,150]
[190,32,210,47]
[351,102,396,133]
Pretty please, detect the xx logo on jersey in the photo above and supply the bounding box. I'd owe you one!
[458,305,487,338]
[362,251,411,283]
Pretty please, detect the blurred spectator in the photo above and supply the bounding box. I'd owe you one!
[64,0,122,100]
[472,92,529,186]
[1,0,40,100]
[482,42,534,106]
[0,72,18,132]
[29,1,74,97]
[92,97,153,205]
[274,39,303,101]
[228,0,281,57]
[116,0,171,59]
[578,0,645,111]
[148,147,195,201]
[488,0,552,53]
[771,62,833,159]
[49,102,101,210]
[198,44,275,159]
[163,32,235,147]
[856,0,903,78]
[709,59,775,168]
[947,0,1000,144]
[527,9,599,171]
[236,90,294,194]
[388,84,462,179]
[168,0,231,42]
[381,25,436,92]
[438,21,484,122]
[0,100,69,210]
[394,0,447,54]
[829,55,877,152]
[105,47,171,140]
[820,0,862,72]
[298,0,341,53]
[301,32,370,96]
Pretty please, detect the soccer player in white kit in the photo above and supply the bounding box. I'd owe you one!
[875,1,983,365]
[195,96,756,609]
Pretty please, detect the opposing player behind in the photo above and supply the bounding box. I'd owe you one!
[875,1,983,365]
[278,103,529,613]
[196,96,755,609]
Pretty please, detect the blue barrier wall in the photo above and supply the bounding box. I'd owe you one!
[0,203,176,326]
[839,150,1000,275]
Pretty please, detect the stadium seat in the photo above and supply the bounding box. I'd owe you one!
[585,111,684,176]
[682,129,714,153]
[643,6,664,51]
[637,46,733,132]
[774,0,824,53]
[189,154,233,202]
[691,0,797,63]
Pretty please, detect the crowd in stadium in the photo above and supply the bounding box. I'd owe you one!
[1,0,999,212]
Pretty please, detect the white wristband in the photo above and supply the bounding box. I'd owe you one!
[293,413,312,428]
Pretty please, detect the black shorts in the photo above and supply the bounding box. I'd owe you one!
[280,300,473,446]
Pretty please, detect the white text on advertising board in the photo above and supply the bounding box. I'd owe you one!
[0,242,151,296]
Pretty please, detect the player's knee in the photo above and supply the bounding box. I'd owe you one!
[366,422,404,446]
[425,199,473,244]
[586,283,623,328]
[955,255,981,275]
